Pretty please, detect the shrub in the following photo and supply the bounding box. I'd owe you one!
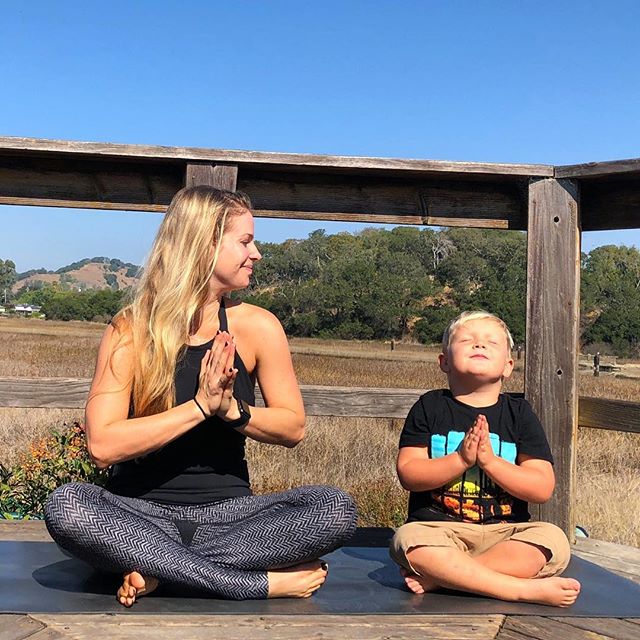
[0,422,107,519]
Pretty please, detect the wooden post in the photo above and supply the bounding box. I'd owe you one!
[185,163,238,191]
[525,178,581,540]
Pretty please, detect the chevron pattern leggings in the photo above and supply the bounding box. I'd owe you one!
[44,482,357,600]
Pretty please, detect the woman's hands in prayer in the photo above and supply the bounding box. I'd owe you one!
[195,331,238,418]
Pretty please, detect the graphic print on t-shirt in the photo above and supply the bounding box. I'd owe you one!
[430,431,517,522]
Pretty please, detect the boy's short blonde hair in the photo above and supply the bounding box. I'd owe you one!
[442,310,515,352]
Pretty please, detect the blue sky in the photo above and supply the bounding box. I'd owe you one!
[1,1,639,272]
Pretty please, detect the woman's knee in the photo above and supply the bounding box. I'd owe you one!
[44,482,99,540]
[304,485,358,536]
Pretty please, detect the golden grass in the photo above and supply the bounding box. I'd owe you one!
[0,320,638,546]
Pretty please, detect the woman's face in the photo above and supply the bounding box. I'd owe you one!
[210,208,262,293]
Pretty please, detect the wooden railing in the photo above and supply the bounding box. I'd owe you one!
[1,378,638,433]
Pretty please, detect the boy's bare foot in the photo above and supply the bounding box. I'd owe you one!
[267,560,328,598]
[519,576,581,607]
[400,567,439,594]
[117,571,159,607]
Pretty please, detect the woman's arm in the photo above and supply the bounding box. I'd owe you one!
[231,307,305,447]
[85,324,233,469]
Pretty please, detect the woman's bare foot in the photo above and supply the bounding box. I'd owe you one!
[519,576,581,607]
[400,567,440,594]
[267,560,328,598]
[117,571,159,607]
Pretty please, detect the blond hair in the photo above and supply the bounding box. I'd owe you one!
[442,310,514,352]
[114,186,252,417]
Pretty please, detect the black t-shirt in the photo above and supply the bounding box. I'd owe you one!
[399,389,553,524]
[106,300,255,505]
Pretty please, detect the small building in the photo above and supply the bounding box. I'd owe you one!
[14,304,42,315]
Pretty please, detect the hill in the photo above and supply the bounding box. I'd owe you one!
[13,258,140,293]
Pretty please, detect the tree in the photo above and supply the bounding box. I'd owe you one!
[0,259,16,303]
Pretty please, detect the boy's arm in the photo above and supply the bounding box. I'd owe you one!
[476,415,555,503]
[397,425,478,492]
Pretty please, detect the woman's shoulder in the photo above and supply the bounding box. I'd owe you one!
[225,299,283,333]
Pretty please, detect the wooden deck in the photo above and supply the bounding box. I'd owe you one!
[1,521,639,640]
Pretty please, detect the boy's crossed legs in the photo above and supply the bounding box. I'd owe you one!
[391,521,580,607]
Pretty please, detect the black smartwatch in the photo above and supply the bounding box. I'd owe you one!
[222,397,251,429]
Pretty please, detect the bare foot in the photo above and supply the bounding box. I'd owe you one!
[519,577,581,607]
[116,571,159,607]
[400,567,440,594]
[267,560,328,598]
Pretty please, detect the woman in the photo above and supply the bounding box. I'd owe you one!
[44,186,357,605]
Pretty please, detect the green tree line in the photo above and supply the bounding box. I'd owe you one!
[2,230,639,355]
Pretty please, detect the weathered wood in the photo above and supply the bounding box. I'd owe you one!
[0,154,528,229]
[580,179,640,231]
[578,397,640,434]
[28,614,504,640]
[0,135,553,177]
[0,615,46,640]
[499,616,616,640]
[0,520,52,542]
[2,378,639,433]
[556,158,640,179]
[572,538,640,584]
[185,163,238,191]
[525,178,581,538]
[549,617,640,640]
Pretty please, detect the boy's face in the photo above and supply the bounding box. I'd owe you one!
[439,318,514,383]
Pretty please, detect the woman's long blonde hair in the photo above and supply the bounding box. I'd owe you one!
[114,186,252,417]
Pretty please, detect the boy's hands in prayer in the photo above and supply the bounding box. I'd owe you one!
[475,414,497,469]
[458,416,480,469]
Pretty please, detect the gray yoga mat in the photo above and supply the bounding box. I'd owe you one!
[2,541,639,617]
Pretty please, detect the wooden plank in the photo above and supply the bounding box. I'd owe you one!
[580,179,640,231]
[550,617,640,640]
[0,520,52,542]
[185,164,238,191]
[0,378,424,416]
[242,176,527,229]
[2,378,639,431]
[573,538,640,584]
[30,614,504,640]
[525,178,581,538]
[0,155,527,228]
[0,135,554,177]
[498,616,615,640]
[556,158,640,179]
[0,615,46,640]
[578,397,640,434]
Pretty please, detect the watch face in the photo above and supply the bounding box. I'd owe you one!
[239,399,251,419]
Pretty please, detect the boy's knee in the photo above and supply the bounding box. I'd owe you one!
[511,521,571,576]
[391,522,463,572]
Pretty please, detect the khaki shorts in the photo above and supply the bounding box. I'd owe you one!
[390,520,570,578]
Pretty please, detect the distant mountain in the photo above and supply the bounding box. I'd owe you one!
[13,257,141,293]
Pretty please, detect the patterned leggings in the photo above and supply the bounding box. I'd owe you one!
[44,482,357,600]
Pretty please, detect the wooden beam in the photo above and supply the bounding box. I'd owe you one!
[185,163,238,191]
[525,178,581,539]
[0,154,529,228]
[580,178,640,231]
[556,157,640,179]
[0,135,554,178]
[3,378,639,435]
[577,396,640,434]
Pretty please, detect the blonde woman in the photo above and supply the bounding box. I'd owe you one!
[44,186,356,605]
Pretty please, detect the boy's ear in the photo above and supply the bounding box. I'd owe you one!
[438,351,450,373]
[502,356,515,380]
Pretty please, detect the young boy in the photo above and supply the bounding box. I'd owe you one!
[389,311,581,607]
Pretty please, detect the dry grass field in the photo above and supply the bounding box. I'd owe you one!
[1,319,638,546]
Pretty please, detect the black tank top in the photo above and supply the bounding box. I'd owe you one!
[106,300,254,504]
